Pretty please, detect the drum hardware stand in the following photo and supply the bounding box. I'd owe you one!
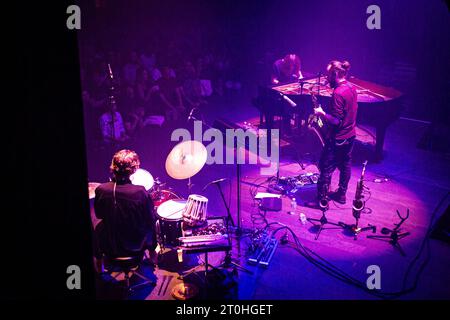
[307,198,343,240]
[367,209,411,256]
[178,251,226,300]
[187,177,193,195]
[179,251,223,281]
[186,111,213,196]
[217,215,253,275]
[203,179,252,274]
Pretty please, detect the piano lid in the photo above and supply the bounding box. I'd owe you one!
[271,75,402,103]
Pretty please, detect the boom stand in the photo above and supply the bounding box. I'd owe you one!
[307,199,343,240]
[367,209,411,256]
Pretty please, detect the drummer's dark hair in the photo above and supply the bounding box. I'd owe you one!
[110,149,140,178]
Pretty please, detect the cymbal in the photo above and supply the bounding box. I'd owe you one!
[130,168,154,191]
[88,182,101,199]
[165,140,207,180]
[171,283,199,300]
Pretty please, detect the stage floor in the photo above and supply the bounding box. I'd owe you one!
[90,92,450,300]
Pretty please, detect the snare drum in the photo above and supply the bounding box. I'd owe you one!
[151,189,180,207]
[182,194,208,227]
[156,199,186,247]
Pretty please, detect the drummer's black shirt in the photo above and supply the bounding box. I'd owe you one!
[94,180,155,258]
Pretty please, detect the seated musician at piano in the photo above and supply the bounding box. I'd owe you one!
[311,60,357,205]
[260,53,303,135]
[271,53,303,85]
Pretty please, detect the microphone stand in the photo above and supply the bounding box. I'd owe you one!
[209,180,235,227]
[192,112,251,274]
[203,179,252,274]
[185,109,208,195]
[190,111,246,237]
[212,180,253,274]
[107,63,116,147]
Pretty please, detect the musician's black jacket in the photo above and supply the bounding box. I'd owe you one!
[94,180,155,258]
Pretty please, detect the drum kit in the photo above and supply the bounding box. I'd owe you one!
[87,140,242,299]
[128,140,211,249]
[88,140,212,250]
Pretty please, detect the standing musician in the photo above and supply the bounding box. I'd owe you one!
[312,60,357,205]
[93,149,157,272]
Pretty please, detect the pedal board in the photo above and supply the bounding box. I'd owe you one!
[268,172,319,196]
[258,238,278,267]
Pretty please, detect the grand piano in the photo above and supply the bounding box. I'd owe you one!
[256,75,403,161]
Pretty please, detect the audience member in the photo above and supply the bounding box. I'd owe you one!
[157,67,184,121]
[99,99,129,144]
[180,61,206,108]
[124,106,145,138]
[122,51,140,86]
[140,48,162,81]
[135,68,158,113]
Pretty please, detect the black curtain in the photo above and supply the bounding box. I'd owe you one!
[8,1,95,299]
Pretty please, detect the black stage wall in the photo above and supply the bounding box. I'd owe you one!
[8,1,95,299]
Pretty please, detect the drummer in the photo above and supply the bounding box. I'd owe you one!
[93,149,157,272]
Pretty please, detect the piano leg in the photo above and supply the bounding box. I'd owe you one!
[375,125,387,162]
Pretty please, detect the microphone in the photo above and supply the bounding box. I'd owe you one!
[107,63,114,79]
[279,92,297,107]
[188,107,197,121]
[202,178,227,191]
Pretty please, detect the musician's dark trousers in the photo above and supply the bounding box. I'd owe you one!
[317,136,355,200]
